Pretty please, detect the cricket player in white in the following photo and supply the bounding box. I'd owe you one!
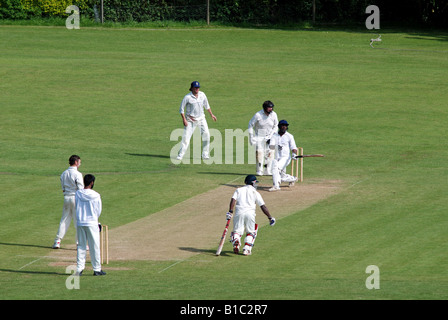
[227,175,275,256]
[269,120,298,192]
[52,155,84,249]
[75,174,105,276]
[248,101,278,175]
[177,81,217,160]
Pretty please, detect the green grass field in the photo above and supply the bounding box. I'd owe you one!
[1,24,448,301]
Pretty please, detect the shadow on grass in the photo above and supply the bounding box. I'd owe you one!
[125,153,171,159]
[0,242,75,251]
[179,247,234,257]
[0,268,66,276]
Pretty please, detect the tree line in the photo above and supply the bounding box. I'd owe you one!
[1,0,447,27]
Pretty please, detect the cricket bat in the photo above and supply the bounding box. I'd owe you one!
[215,219,231,256]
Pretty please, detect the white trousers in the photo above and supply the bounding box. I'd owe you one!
[55,196,77,242]
[77,225,101,272]
[272,156,296,188]
[232,210,257,251]
[232,210,256,237]
[177,118,210,159]
[255,140,274,175]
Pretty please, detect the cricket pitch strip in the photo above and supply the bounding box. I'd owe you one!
[49,179,343,262]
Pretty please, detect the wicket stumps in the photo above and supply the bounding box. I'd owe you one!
[291,147,303,182]
[100,224,109,264]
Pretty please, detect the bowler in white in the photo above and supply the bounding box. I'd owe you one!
[53,155,84,249]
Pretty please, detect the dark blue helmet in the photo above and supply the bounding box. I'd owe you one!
[244,175,259,186]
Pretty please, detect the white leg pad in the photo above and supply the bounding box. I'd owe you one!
[230,232,241,247]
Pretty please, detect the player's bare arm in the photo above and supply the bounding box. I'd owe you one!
[261,205,276,226]
[207,108,217,122]
[180,113,188,127]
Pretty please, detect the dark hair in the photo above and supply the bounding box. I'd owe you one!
[262,100,274,110]
[69,155,81,166]
[84,174,96,187]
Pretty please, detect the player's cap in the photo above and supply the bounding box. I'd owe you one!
[190,81,200,90]
[244,175,259,185]
[278,119,289,127]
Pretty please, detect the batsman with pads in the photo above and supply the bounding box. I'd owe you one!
[225,175,275,256]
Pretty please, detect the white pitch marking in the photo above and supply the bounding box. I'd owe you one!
[18,257,44,270]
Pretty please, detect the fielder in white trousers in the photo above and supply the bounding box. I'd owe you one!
[75,174,105,276]
[177,117,211,160]
[53,156,84,249]
[55,196,77,242]
[177,81,217,160]
[77,225,101,273]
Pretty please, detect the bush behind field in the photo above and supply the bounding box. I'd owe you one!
[1,0,447,27]
[0,0,314,23]
[0,0,91,19]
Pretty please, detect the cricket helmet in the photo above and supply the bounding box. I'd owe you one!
[244,174,259,186]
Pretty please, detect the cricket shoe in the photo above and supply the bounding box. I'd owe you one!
[52,239,61,249]
[289,178,298,187]
[242,249,252,256]
[268,186,281,192]
[283,176,298,183]
[93,270,106,276]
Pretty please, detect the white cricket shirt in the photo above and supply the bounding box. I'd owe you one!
[75,189,102,227]
[248,110,279,139]
[60,166,84,196]
[179,91,210,121]
[232,185,265,215]
[270,131,297,159]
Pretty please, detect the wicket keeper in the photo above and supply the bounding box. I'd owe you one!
[248,101,278,175]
